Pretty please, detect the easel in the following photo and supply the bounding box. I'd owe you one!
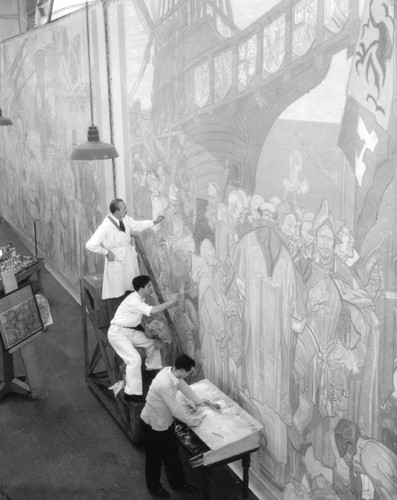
[0,264,45,400]
[0,341,30,399]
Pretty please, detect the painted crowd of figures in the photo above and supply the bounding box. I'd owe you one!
[132,148,396,499]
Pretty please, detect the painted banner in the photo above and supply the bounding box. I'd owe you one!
[348,0,394,130]
[338,0,394,243]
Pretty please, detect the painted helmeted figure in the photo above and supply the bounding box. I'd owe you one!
[291,201,380,466]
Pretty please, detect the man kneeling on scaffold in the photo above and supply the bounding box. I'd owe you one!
[108,275,177,402]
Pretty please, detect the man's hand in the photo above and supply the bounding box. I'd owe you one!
[154,215,165,226]
[153,338,164,350]
[168,293,178,306]
[186,400,199,412]
[205,401,222,411]
[191,415,206,427]
[199,399,222,411]
[106,250,115,262]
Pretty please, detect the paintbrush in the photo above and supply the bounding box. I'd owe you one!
[178,287,198,295]
[203,400,222,412]
[211,431,224,439]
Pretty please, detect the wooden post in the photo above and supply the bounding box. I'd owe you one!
[242,453,251,498]
[0,342,30,399]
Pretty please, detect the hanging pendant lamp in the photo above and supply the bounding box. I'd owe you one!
[0,108,12,126]
[70,0,118,161]
[70,124,118,160]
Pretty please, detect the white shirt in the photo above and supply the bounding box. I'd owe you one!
[110,292,152,328]
[108,214,124,232]
[141,367,200,431]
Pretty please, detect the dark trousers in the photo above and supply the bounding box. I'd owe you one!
[140,419,186,491]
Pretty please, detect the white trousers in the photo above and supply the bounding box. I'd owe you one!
[108,325,162,395]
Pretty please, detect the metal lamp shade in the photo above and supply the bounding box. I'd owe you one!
[70,125,119,161]
[0,108,12,126]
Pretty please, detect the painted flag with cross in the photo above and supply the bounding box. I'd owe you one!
[338,0,395,250]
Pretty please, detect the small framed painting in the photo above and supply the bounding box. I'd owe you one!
[0,285,44,353]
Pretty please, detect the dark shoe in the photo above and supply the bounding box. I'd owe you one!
[172,483,198,493]
[124,393,145,403]
[148,485,170,497]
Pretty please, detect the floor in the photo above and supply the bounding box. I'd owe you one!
[0,219,259,500]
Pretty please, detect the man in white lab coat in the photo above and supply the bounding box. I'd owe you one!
[86,198,163,302]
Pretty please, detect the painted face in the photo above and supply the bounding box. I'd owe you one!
[250,206,261,220]
[262,210,274,220]
[169,198,180,214]
[207,192,219,208]
[301,221,314,245]
[281,213,297,238]
[157,164,165,177]
[147,173,160,194]
[205,243,217,266]
[316,224,335,262]
[338,226,355,259]
[343,443,355,467]
[232,200,245,223]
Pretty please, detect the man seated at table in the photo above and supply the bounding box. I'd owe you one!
[107,275,177,403]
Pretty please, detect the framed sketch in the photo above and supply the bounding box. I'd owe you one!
[0,284,44,353]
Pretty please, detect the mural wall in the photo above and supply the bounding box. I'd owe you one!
[1,1,396,499]
[0,4,113,290]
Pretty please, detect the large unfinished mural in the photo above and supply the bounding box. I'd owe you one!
[0,1,396,499]
[122,0,397,498]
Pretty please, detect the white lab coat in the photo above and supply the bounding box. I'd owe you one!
[86,214,154,299]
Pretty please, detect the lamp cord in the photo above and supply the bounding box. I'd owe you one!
[85,0,94,126]
[102,0,117,198]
